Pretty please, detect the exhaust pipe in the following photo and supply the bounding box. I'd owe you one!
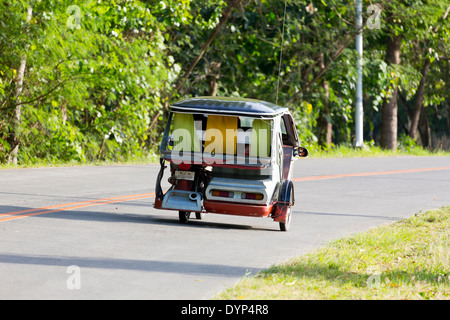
[189,192,201,201]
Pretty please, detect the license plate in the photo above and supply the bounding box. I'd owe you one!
[175,171,195,181]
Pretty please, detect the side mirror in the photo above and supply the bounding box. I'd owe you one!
[168,135,174,147]
[294,147,308,158]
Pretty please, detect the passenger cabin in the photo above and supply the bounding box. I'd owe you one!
[160,96,300,170]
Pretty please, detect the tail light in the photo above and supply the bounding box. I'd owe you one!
[178,163,191,170]
[241,193,264,200]
[211,190,234,198]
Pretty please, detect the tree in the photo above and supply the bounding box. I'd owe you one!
[1,0,175,164]
[409,5,450,143]
[378,0,449,149]
[380,33,401,150]
[1,0,449,165]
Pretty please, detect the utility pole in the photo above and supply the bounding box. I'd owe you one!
[355,0,364,147]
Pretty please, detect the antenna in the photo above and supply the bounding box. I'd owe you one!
[276,1,287,106]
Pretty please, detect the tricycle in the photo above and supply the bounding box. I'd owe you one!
[153,96,308,231]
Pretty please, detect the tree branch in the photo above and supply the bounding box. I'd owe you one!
[13,75,82,107]
[287,27,362,105]
[174,0,243,94]
[148,0,243,132]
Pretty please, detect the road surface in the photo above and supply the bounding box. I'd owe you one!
[0,156,449,299]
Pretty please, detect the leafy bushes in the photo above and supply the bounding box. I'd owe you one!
[1,0,449,165]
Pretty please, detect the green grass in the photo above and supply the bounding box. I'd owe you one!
[0,153,160,169]
[310,142,450,158]
[215,206,450,300]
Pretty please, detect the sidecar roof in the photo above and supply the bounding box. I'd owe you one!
[170,96,289,118]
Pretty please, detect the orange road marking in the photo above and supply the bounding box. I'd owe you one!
[0,192,155,223]
[292,166,450,182]
[0,193,156,218]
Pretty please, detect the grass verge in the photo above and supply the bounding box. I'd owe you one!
[310,143,450,158]
[215,206,450,300]
[0,153,160,169]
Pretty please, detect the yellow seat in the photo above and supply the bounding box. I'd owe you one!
[204,115,238,155]
[172,113,201,152]
[250,119,271,157]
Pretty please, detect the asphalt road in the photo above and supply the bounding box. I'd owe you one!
[0,156,449,299]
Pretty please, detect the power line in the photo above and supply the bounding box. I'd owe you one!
[276,1,287,106]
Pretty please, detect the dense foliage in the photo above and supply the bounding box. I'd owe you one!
[1,0,449,165]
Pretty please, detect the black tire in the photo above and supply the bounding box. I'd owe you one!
[179,211,190,223]
[279,180,295,206]
[195,212,205,220]
[279,206,292,231]
[278,180,294,232]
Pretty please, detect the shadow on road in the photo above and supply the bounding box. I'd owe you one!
[0,252,257,278]
[1,203,400,233]
[0,204,277,232]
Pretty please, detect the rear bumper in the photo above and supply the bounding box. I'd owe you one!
[154,198,272,216]
[153,196,202,213]
[203,200,273,217]
[154,197,283,221]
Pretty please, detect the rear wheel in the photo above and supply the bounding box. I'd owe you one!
[179,211,190,223]
[195,212,205,220]
[278,180,294,232]
[279,206,292,231]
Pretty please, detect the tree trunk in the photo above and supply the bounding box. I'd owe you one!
[409,58,431,141]
[446,98,450,134]
[9,6,32,165]
[418,106,431,148]
[380,35,401,150]
[411,5,449,147]
[317,53,332,147]
[207,61,221,96]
